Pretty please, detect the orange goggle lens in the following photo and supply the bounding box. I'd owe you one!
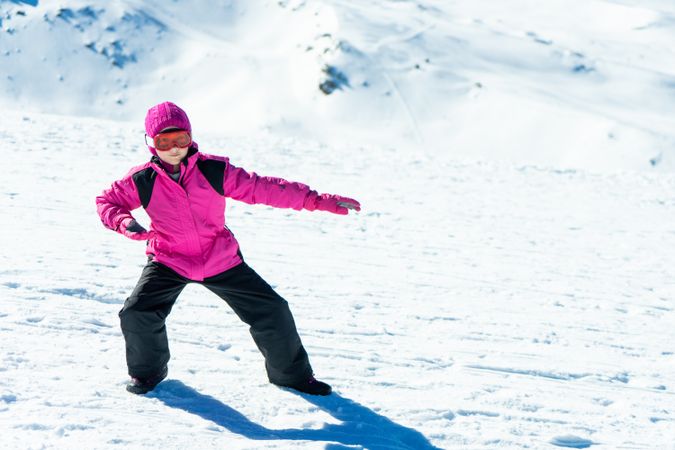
[153,130,192,151]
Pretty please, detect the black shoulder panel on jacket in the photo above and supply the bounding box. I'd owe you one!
[131,167,158,209]
[196,158,226,196]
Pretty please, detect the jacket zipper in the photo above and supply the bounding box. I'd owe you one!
[153,157,206,278]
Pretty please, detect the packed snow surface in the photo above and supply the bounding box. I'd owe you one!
[1,110,673,448]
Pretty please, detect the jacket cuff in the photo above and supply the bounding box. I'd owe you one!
[303,190,319,211]
[113,215,133,232]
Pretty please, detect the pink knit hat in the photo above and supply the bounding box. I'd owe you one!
[144,101,192,138]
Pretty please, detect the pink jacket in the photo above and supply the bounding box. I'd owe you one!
[96,148,314,280]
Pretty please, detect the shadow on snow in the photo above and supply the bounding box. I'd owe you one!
[149,380,441,450]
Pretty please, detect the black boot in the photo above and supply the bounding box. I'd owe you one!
[277,375,332,396]
[126,366,168,394]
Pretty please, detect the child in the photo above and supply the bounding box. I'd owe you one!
[96,101,360,396]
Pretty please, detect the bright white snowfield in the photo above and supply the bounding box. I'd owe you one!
[1,0,675,449]
[1,112,674,449]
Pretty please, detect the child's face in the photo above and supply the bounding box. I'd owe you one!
[155,127,190,168]
[156,145,189,167]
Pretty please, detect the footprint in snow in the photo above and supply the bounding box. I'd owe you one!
[550,435,595,449]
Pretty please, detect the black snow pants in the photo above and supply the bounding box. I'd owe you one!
[118,260,313,385]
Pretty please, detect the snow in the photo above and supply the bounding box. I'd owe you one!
[1,110,674,448]
[1,0,675,169]
[0,0,674,449]
[550,435,595,449]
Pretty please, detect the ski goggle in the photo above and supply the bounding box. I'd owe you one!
[148,130,192,151]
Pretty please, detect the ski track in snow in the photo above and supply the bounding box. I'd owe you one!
[0,111,674,449]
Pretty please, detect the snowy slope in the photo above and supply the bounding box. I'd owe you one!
[1,110,674,449]
[1,0,675,170]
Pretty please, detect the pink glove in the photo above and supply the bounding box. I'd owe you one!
[304,191,361,215]
[119,218,150,241]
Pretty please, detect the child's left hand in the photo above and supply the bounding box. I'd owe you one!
[336,197,361,211]
[304,192,361,215]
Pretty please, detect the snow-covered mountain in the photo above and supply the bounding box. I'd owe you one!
[1,0,675,170]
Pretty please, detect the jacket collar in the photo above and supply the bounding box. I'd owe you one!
[150,146,199,174]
